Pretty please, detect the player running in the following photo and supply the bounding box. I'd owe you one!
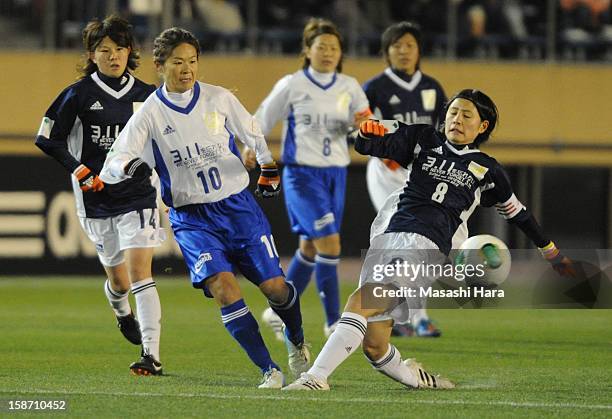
[100,27,310,388]
[35,15,164,376]
[363,21,448,338]
[284,89,574,391]
[253,18,371,340]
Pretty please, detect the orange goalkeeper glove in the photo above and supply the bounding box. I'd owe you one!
[359,120,388,138]
[74,164,104,192]
[255,162,281,198]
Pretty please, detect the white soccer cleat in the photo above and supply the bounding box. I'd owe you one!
[323,320,339,338]
[282,372,330,391]
[261,307,285,342]
[258,368,285,389]
[285,336,312,378]
[404,359,455,389]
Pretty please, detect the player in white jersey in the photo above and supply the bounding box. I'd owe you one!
[35,16,164,376]
[363,22,447,338]
[285,89,575,391]
[252,18,371,339]
[101,27,310,389]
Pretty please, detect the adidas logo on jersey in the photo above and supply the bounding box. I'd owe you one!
[388,95,401,105]
[89,101,104,110]
[163,125,176,135]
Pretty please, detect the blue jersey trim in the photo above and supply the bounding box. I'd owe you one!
[282,106,297,164]
[155,82,200,114]
[303,69,337,90]
[152,139,174,207]
[225,122,241,159]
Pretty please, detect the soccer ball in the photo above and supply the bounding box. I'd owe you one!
[454,234,511,287]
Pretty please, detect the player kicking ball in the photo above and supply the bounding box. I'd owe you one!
[284,89,574,391]
[101,28,311,388]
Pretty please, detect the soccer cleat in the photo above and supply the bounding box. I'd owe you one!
[282,372,330,391]
[130,354,163,376]
[391,323,416,337]
[404,359,454,389]
[261,307,285,342]
[415,319,442,338]
[323,320,339,338]
[117,312,142,345]
[258,368,285,389]
[285,335,312,378]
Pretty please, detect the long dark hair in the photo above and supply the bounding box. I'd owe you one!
[79,15,139,78]
[301,18,343,73]
[153,27,201,65]
[444,89,499,147]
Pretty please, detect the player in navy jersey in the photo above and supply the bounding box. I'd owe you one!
[35,16,164,376]
[100,27,311,388]
[251,18,371,340]
[363,22,447,338]
[285,89,574,391]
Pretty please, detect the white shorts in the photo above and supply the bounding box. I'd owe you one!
[366,158,410,212]
[80,208,165,267]
[358,232,446,324]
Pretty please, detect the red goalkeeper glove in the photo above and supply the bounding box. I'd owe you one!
[255,162,281,198]
[74,164,104,192]
[539,241,576,277]
[359,120,388,138]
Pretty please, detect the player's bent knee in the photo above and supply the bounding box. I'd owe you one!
[205,272,243,305]
[259,277,289,303]
[299,239,317,260]
[362,338,387,361]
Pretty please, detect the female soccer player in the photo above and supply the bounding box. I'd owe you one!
[100,27,310,388]
[35,16,164,376]
[254,18,371,338]
[285,89,574,391]
[363,21,447,338]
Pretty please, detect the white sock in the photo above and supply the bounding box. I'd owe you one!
[411,308,428,325]
[308,312,367,380]
[104,279,131,317]
[368,344,418,388]
[131,278,161,361]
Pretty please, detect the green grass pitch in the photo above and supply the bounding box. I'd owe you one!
[1,277,611,418]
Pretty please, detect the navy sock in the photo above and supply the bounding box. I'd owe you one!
[315,254,341,326]
[269,282,304,347]
[221,299,279,373]
[286,250,315,295]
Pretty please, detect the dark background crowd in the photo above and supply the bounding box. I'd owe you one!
[1,0,611,61]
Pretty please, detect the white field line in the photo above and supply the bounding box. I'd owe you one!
[2,389,611,411]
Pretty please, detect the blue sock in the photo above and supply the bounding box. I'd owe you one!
[269,282,304,347]
[315,254,341,326]
[286,250,315,295]
[221,299,279,373]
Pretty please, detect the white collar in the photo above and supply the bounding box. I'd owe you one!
[91,72,135,99]
[162,83,194,106]
[307,66,335,85]
[384,68,422,92]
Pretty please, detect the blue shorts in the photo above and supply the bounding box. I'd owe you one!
[283,165,346,240]
[169,188,284,297]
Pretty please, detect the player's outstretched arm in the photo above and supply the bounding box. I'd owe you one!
[485,167,576,278]
[354,120,426,167]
